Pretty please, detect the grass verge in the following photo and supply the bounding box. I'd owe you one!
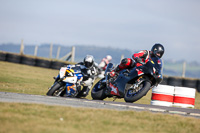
[0,102,200,133]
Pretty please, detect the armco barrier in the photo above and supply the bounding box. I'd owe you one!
[151,85,196,108]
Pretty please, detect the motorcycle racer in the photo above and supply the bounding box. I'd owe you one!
[109,43,165,84]
[53,55,97,97]
[98,55,112,71]
[97,55,112,78]
[74,55,97,97]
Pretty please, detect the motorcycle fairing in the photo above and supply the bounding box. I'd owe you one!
[136,69,144,76]
[59,66,83,83]
[63,76,78,83]
[74,73,83,81]
[113,68,140,97]
[110,58,157,97]
[66,83,76,96]
[109,83,120,96]
[60,67,68,78]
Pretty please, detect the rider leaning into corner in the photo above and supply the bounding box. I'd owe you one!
[109,43,165,84]
[76,55,97,96]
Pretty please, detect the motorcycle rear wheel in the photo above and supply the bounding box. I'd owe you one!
[46,82,65,96]
[124,81,151,103]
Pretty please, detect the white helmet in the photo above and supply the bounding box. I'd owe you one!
[106,55,112,61]
[84,55,94,68]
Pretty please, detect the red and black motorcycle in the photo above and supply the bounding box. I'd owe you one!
[91,57,163,103]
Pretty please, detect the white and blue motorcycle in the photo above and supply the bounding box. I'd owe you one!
[47,64,90,98]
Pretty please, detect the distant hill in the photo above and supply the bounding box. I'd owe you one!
[1,43,200,78]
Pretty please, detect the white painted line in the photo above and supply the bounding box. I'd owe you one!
[168,111,187,115]
[65,98,80,101]
[83,100,105,105]
[47,96,60,99]
[128,106,145,110]
[107,103,127,107]
[189,113,200,117]
[148,108,166,112]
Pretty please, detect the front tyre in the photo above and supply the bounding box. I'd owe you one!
[46,82,65,96]
[124,81,151,103]
[91,79,107,100]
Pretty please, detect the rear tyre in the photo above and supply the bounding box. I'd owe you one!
[46,82,65,96]
[91,79,107,100]
[124,81,151,103]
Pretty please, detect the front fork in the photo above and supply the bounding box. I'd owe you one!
[54,74,60,82]
[127,76,145,93]
[133,76,144,89]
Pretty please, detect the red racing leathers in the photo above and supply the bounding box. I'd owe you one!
[98,57,110,71]
[110,50,162,77]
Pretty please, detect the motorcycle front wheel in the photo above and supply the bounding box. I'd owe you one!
[124,81,151,103]
[46,82,65,96]
[91,79,107,100]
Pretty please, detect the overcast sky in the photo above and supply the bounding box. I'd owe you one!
[0,0,200,62]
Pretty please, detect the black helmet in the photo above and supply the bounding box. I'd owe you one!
[151,43,165,58]
[83,55,94,68]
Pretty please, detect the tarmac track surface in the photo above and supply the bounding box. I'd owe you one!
[0,92,200,118]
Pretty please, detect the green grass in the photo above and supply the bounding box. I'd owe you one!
[0,102,200,133]
[0,61,57,95]
[0,61,200,133]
